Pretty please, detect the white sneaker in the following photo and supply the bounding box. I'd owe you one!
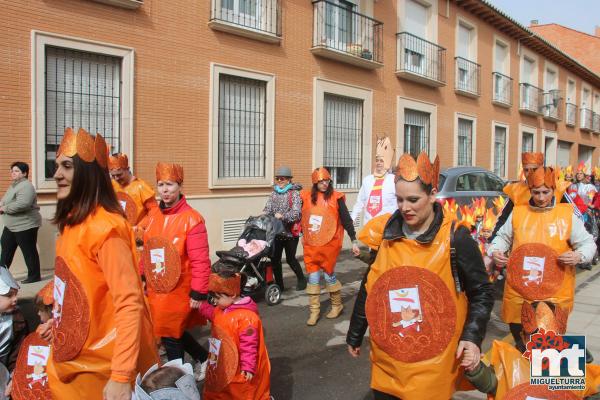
[194,360,208,382]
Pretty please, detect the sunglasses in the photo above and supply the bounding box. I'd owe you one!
[275,177,289,182]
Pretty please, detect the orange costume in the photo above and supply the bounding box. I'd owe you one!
[109,153,157,226]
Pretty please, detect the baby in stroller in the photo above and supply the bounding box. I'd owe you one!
[216,215,285,305]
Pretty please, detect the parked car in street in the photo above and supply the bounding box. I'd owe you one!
[436,166,507,206]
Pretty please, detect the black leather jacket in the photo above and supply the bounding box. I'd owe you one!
[346,203,494,349]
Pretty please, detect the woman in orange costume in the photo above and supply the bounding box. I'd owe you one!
[300,167,360,326]
[47,127,158,400]
[346,152,494,400]
[140,162,211,377]
[200,263,270,400]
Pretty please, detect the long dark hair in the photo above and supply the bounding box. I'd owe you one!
[52,155,124,232]
[311,182,334,205]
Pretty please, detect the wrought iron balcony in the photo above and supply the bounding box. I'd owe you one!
[594,112,600,133]
[519,83,543,115]
[311,0,383,69]
[209,0,282,43]
[90,0,142,8]
[581,108,593,131]
[492,72,512,107]
[541,90,563,122]
[566,103,577,127]
[395,32,445,87]
[454,57,480,97]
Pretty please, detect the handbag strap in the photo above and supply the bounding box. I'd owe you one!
[450,220,462,293]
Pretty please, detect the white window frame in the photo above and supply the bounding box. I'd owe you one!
[566,77,577,103]
[581,83,592,108]
[31,31,134,192]
[398,0,438,41]
[313,78,372,192]
[396,97,437,158]
[519,48,539,86]
[542,130,558,166]
[543,61,559,91]
[453,112,476,166]
[492,35,510,75]
[490,121,509,179]
[518,124,537,154]
[455,16,477,62]
[209,63,275,188]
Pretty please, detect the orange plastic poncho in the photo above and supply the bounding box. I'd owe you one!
[300,190,345,275]
[141,202,205,338]
[202,302,271,400]
[487,340,600,399]
[47,206,158,400]
[503,180,570,206]
[502,204,574,324]
[362,214,469,400]
[112,177,157,225]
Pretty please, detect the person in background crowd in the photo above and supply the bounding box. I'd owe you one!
[0,267,28,374]
[108,153,157,232]
[301,167,360,326]
[263,166,306,291]
[47,127,157,400]
[351,136,397,227]
[140,162,210,381]
[0,162,43,283]
[134,359,201,400]
[568,162,597,214]
[346,152,494,400]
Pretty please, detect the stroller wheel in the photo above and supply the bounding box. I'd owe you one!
[265,283,282,306]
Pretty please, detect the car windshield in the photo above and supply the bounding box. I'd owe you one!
[438,173,447,190]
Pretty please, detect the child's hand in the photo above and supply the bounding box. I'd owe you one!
[241,371,254,381]
[4,379,12,397]
[37,319,53,342]
[456,340,480,372]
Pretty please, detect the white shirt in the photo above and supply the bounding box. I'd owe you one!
[569,182,597,205]
[351,173,397,225]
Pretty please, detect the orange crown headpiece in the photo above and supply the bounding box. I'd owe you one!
[208,273,241,297]
[37,280,54,306]
[395,152,440,189]
[311,167,331,184]
[492,196,506,214]
[155,162,184,184]
[108,153,129,170]
[57,127,109,169]
[565,165,573,176]
[521,301,568,335]
[577,161,588,174]
[459,205,475,227]
[594,166,600,181]
[521,152,544,166]
[482,208,497,231]
[443,198,458,217]
[472,197,486,218]
[526,167,557,189]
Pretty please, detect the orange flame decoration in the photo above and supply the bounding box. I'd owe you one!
[492,196,506,214]
[557,165,565,181]
[594,166,600,181]
[482,208,497,231]
[518,163,525,180]
[577,160,587,174]
[565,165,573,176]
[459,205,475,227]
[471,197,487,218]
[442,198,458,217]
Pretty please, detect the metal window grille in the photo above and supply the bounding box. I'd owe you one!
[522,133,534,153]
[492,72,512,105]
[396,32,446,84]
[494,126,506,176]
[457,118,472,166]
[323,93,363,189]
[211,0,282,37]
[218,74,267,179]
[403,109,430,158]
[45,46,121,179]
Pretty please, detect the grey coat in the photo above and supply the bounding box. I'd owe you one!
[263,184,302,238]
[0,178,42,232]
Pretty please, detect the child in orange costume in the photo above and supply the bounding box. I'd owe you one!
[199,263,271,400]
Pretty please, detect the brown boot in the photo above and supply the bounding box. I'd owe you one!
[306,284,321,326]
[326,281,343,319]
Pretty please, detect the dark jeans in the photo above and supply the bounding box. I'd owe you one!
[373,389,400,399]
[271,236,305,289]
[1,227,41,279]
[162,331,208,363]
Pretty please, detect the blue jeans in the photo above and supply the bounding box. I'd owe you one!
[307,270,337,285]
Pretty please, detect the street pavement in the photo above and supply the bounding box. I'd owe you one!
[13,252,600,400]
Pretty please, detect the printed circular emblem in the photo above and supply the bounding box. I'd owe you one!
[507,243,564,300]
[204,325,239,392]
[366,266,457,363]
[504,382,580,400]
[116,191,138,225]
[142,236,182,293]
[11,332,52,400]
[301,205,337,246]
[52,256,90,363]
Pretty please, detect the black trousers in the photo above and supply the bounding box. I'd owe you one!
[271,236,305,289]
[0,226,41,279]
[373,389,400,399]
[162,331,208,363]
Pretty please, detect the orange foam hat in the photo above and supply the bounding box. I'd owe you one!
[396,151,441,189]
[37,280,54,306]
[521,152,544,166]
[482,208,497,231]
[155,162,184,184]
[459,205,475,227]
[311,167,331,184]
[594,166,600,181]
[108,153,129,170]
[492,196,506,214]
[442,198,458,217]
[57,127,109,169]
[208,273,241,297]
[526,167,557,189]
[472,197,486,218]
[577,160,588,174]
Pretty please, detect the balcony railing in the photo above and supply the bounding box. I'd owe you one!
[519,83,543,115]
[492,72,512,106]
[455,57,480,97]
[210,0,282,42]
[581,108,593,131]
[395,32,445,87]
[311,0,383,69]
[594,112,600,133]
[566,103,577,127]
[541,90,563,121]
